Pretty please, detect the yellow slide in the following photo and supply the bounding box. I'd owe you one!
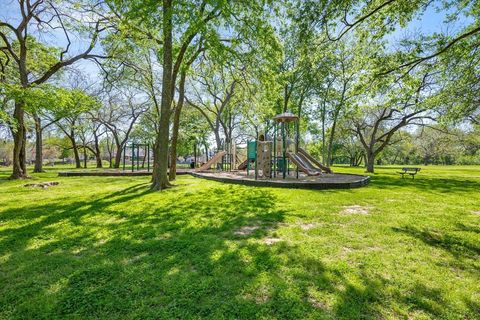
[287,152,321,176]
[196,151,227,172]
[298,147,332,173]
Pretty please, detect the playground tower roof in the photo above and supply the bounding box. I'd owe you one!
[273,111,298,123]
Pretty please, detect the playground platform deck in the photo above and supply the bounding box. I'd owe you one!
[191,171,370,189]
[58,169,193,177]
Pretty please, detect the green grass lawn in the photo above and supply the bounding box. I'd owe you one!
[0,165,479,319]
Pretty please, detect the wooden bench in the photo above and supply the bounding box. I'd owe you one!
[398,167,421,179]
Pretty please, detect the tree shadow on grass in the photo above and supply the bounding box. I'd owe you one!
[0,182,477,319]
[392,226,480,260]
[0,182,387,319]
[455,222,480,234]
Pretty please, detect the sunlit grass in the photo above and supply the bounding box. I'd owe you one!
[0,165,479,319]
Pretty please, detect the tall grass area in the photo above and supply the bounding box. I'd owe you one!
[0,165,479,319]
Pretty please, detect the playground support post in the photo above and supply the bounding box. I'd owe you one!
[131,143,134,172]
[295,120,299,179]
[282,121,286,179]
[232,143,236,171]
[254,141,258,180]
[147,143,150,172]
[136,144,140,171]
[193,141,197,168]
[122,145,126,171]
[273,122,276,178]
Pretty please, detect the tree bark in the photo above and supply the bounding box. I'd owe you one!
[114,140,123,169]
[83,147,87,168]
[321,104,326,165]
[204,141,209,162]
[11,101,27,179]
[327,107,341,166]
[106,136,113,168]
[93,130,103,168]
[366,151,375,173]
[69,132,81,169]
[152,0,173,191]
[33,115,44,173]
[169,71,186,181]
[283,84,290,112]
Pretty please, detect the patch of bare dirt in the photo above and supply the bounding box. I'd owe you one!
[342,246,353,254]
[24,181,59,189]
[308,296,329,310]
[263,237,282,245]
[472,211,480,216]
[300,223,318,230]
[244,285,271,304]
[341,205,371,215]
[234,225,259,236]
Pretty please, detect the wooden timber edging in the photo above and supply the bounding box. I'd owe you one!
[58,169,370,190]
[190,172,370,190]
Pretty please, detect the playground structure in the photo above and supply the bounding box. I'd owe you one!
[196,112,332,180]
[191,111,371,189]
[59,113,368,189]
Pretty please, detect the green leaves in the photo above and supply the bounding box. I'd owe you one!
[0,84,98,118]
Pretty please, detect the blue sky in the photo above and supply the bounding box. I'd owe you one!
[391,2,473,40]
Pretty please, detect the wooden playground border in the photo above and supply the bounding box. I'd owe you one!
[190,172,370,190]
[59,169,370,190]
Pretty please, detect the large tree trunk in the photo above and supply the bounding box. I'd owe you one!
[366,151,375,173]
[214,128,222,152]
[152,0,173,191]
[169,71,186,181]
[114,142,123,169]
[33,115,44,173]
[11,101,27,179]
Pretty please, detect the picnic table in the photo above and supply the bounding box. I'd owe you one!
[398,167,421,179]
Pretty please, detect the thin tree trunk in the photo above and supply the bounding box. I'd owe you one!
[169,71,186,181]
[321,103,326,165]
[327,107,341,166]
[283,84,290,112]
[33,115,44,173]
[93,131,102,168]
[152,0,173,190]
[204,141,209,162]
[83,147,87,168]
[69,134,81,169]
